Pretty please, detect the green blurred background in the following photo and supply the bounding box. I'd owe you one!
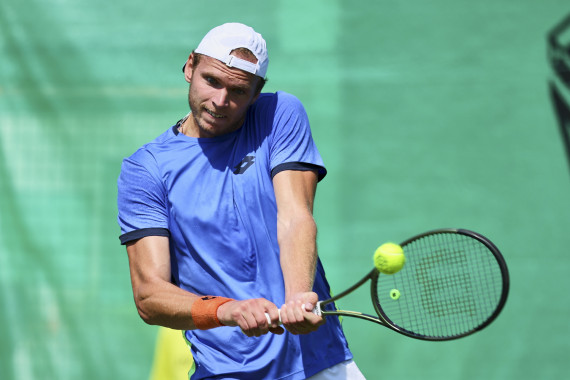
[1,0,569,379]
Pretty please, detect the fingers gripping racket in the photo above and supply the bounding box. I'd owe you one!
[313,228,510,341]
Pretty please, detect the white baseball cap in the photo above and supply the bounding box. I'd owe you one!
[194,23,269,79]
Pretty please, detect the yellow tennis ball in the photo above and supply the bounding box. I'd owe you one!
[374,243,406,274]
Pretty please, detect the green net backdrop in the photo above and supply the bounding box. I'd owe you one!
[1,0,569,379]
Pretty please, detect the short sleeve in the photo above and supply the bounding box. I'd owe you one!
[117,150,169,244]
[269,92,327,180]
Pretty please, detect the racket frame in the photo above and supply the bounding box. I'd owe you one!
[315,228,510,341]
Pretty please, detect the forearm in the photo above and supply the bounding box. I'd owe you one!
[276,211,325,334]
[127,236,207,330]
[132,278,201,330]
[127,237,280,334]
[278,213,318,300]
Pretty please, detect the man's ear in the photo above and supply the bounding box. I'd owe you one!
[250,78,265,104]
[183,53,194,83]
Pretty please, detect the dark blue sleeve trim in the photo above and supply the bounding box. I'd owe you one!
[271,162,327,181]
[119,228,170,245]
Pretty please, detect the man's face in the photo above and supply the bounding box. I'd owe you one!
[183,54,261,138]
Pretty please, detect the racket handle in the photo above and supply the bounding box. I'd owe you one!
[264,303,323,325]
[264,310,282,325]
[312,301,323,316]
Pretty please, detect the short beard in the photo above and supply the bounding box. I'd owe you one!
[187,85,203,131]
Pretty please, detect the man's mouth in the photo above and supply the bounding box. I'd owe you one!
[205,108,225,119]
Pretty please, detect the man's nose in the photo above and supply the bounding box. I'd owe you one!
[212,88,229,107]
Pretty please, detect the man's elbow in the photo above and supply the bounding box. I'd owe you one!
[278,213,317,242]
[133,290,159,325]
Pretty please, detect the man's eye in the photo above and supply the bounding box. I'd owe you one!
[205,77,217,85]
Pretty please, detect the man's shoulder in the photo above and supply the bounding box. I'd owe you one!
[125,125,178,164]
[255,91,303,107]
[251,91,306,120]
[146,125,179,148]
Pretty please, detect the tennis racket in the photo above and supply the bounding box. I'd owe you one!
[313,228,510,341]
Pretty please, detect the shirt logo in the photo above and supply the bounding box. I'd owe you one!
[234,155,255,174]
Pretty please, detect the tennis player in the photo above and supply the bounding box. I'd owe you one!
[117,23,365,379]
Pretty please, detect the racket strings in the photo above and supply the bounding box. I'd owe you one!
[376,232,504,339]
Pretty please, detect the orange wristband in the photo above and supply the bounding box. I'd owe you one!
[191,296,234,330]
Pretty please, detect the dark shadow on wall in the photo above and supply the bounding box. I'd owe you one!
[548,13,570,174]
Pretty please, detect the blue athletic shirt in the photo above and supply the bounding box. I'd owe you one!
[117,91,352,379]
